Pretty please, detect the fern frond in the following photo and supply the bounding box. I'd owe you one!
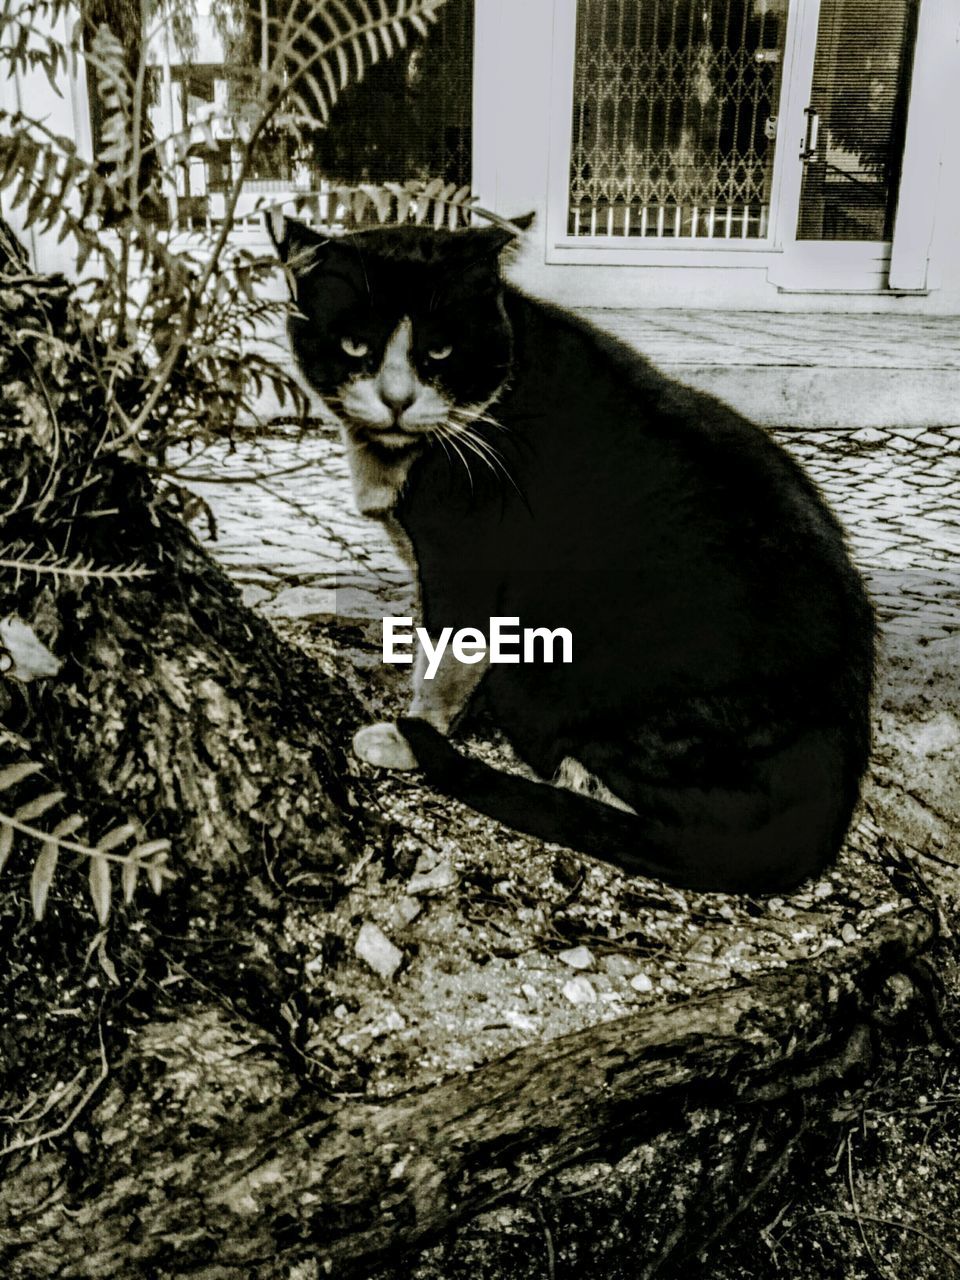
[269,0,445,135]
[0,0,72,92]
[0,778,173,921]
[0,547,154,583]
[275,179,490,234]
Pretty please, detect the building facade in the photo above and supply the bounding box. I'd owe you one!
[479,0,960,311]
[5,0,960,313]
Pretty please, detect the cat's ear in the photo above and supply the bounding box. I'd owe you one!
[470,211,536,257]
[266,212,330,272]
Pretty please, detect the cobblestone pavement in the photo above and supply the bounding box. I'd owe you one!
[175,415,959,647]
[175,309,960,645]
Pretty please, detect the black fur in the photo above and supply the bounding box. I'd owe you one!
[278,220,875,893]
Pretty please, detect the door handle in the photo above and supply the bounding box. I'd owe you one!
[801,107,820,161]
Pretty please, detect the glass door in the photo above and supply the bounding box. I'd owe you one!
[770,0,922,290]
[796,0,919,242]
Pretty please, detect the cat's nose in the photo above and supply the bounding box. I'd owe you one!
[378,369,417,416]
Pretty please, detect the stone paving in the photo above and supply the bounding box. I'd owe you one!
[175,309,960,646]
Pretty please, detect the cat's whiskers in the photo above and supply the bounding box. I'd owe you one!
[430,427,456,470]
[433,423,476,494]
[438,417,501,478]
[462,410,510,434]
[447,403,511,435]
[440,416,526,503]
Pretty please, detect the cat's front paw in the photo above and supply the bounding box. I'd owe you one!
[352,722,418,770]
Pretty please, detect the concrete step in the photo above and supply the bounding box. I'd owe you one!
[577,308,960,429]
[244,309,960,431]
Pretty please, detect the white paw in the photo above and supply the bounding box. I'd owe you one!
[352,722,418,770]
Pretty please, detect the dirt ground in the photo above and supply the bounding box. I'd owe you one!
[269,610,960,1280]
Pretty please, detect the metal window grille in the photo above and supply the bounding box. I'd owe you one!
[568,0,787,240]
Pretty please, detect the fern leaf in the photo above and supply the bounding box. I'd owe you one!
[52,814,86,839]
[335,42,349,88]
[318,54,338,103]
[121,854,138,905]
[0,761,43,792]
[97,820,136,852]
[291,88,329,125]
[354,0,378,53]
[89,854,111,925]
[30,841,58,920]
[0,824,13,875]
[15,790,65,823]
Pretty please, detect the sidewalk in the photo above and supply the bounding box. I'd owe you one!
[576,308,960,429]
[185,308,960,645]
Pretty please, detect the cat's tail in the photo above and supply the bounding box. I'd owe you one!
[397,717,852,894]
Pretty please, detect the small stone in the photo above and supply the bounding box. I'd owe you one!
[813,880,834,899]
[660,975,679,992]
[630,973,654,994]
[558,945,595,971]
[393,896,422,927]
[354,922,404,980]
[263,584,337,619]
[562,976,597,1005]
[407,861,457,896]
[602,954,637,979]
[504,1008,536,1031]
[520,983,538,1003]
[840,923,858,945]
[240,582,272,608]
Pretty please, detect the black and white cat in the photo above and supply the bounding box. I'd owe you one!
[273,216,875,894]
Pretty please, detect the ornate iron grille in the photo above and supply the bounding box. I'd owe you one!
[569,0,788,239]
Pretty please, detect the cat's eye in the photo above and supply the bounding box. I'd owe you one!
[427,344,453,361]
[341,336,369,358]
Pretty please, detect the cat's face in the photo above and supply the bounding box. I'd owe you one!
[276,222,515,457]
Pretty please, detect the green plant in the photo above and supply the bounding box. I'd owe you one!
[0,0,530,926]
[0,0,455,922]
[0,758,172,923]
[0,0,450,462]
